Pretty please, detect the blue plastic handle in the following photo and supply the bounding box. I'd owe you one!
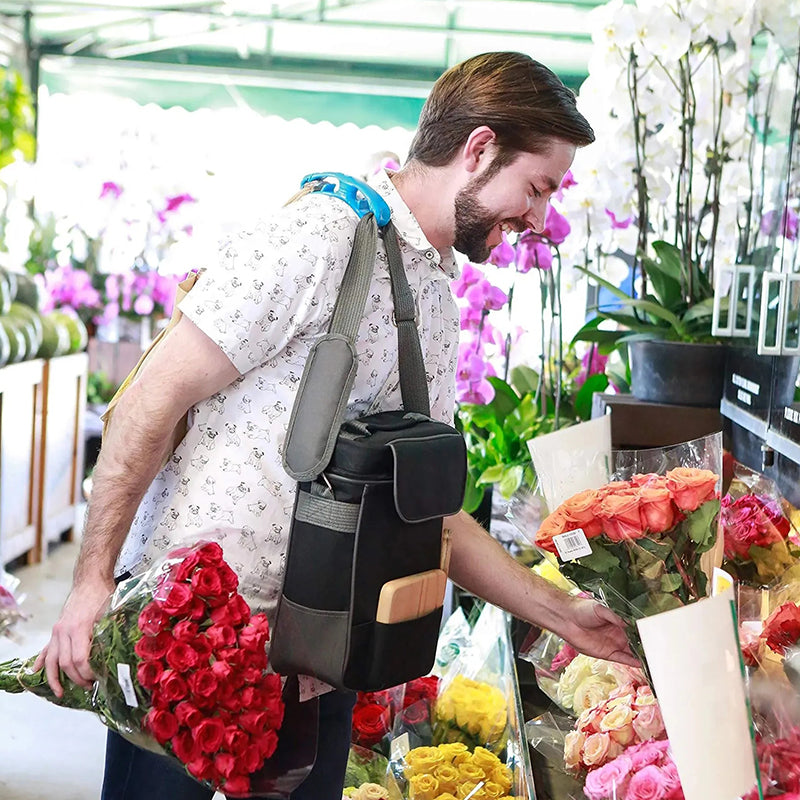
[300,172,392,228]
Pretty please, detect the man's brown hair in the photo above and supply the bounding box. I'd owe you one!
[408,51,595,166]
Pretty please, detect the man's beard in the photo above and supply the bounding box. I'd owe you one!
[453,181,498,263]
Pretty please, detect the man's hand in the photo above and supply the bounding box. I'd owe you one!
[559,595,639,667]
[32,576,115,697]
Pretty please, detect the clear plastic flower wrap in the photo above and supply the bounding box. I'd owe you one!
[0,567,25,639]
[519,628,646,718]
[388,601,535,799]
[343,745,403,799]
[721,461,800,588]
[515,433,724,670]
[0,539,317,797]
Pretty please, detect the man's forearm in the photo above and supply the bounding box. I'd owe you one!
[74,379,186,585]
[445,509,574,633]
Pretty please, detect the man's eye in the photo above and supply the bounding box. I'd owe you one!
[531,187,542,198]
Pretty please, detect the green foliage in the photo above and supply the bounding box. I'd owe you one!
[87,371,118,406]
[0,69,34,171]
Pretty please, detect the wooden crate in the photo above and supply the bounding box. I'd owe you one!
[37,353,89,550]
[0,359,44,565]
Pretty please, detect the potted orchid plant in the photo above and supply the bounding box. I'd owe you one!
[567,0,800,404]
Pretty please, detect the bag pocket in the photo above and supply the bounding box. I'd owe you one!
[270,596,349,688]
[343,606,443,692]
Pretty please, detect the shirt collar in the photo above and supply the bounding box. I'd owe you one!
[369,169,459,280]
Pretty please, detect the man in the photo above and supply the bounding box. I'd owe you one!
[37,52,633,799]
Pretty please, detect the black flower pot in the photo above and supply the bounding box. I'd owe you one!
[629,340,728,407]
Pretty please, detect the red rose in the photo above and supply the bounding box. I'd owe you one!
[193,635,213,662]
[219,690,243,714]
[211,660,235,682]
[189,668,219,699]
[174,700,203,728]
[217,648,245,668]
[195,717,226,753]
[221,775,251,796]
[137,660,164,690]
[763,603,800,654]
[171,729,201,763]
[155,582,194,616]
[174,550,201,582]
[192,567,224,599]
[134,631,171,661]
[224,727,250,757]
[186,755,216,782]
[262,673,282,695]
[241,666,263,685]
[243,743,263,773]
[165,641,200,673]
[218,564,240,594]
[249,613,270,636]
[207,624,237,650]
[262,694,284,729]
[407,676,439,702]
[146,709,179,744]
[138,602,171,636]
[172,620,199,642]
[210,604,236,627]
[257,729,278,759]
[403,701,430,727]
[238,628,267,654]
[352,703,390,747]
[157,669,190,703]
[246,650,268,671]
[188,596,207,621]
[197,542,224,566]
[214,752,237,779]
[239,710,268,735]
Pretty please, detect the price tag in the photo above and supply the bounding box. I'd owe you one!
[553,528,592,561]
[117,663,139,708]
[390,732,410,761]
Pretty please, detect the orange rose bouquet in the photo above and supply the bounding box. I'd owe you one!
[534,455,721,662]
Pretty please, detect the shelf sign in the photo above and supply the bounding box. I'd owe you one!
[712,264,756,338]
[757,272,800,356]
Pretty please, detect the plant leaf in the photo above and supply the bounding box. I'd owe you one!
[510,365,539,396]
[684,499,721,550]
[573,373,609,420]
[498,465,524,498]
[576,541,621,572]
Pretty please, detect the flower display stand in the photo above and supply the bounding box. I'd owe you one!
[36,352,88,553]
[0,359,44,565]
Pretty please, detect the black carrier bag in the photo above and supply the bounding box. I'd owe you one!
[270,175,466,692]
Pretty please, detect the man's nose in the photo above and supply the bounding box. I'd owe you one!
[525,199,548,234]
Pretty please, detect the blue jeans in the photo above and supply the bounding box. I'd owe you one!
[100,689,356,800]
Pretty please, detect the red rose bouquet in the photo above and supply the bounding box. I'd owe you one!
[0,541,285,797]
[721,463,800,587]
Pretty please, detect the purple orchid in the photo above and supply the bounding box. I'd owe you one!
[516,233,553,272]
[575,347,609,388]
[452,261,485,298]
[464,277,508,312]
[761,207,799,241]
[158,193,197,224]
[100,181,123,200]
[554,170,577,202]
[541,205,570,245]
[487,231,516,268]
[606,209,633,229]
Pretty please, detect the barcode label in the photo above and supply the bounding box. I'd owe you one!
[117,663,139,708]
[553,528,592,561]
[391,732,410,760]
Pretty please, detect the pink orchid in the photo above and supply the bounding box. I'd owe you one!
[100,181,123,200]
[452,261,485,298]
[606,209,634,229]
[542,205,570,244]
[464,278,508,312]
[487,231,516,268]
[516,233,553,272]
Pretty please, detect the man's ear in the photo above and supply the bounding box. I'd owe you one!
[461,126,497,174]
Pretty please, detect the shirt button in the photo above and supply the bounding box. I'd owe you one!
[424,250,435,260]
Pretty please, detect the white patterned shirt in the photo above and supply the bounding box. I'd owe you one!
[115,171,460,695]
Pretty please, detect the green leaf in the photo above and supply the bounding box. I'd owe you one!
[487,377,520,421]
[660,573,684,593]
[462,472,485,514]
[642,254,682,309]
[651,241,685,281]
[573,373,609,420]
[510,365,539,396]
[498,465,524,498]
[576,541,621,573]
[684,499,721,550]
[575,265,630,301]
[477,464,505,486]
[681,298,716,324]
[622,299,687,336]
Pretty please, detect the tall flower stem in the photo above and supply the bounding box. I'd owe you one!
[628,48,649,310]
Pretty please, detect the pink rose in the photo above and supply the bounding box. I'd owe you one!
[661,761,683,798]
[628,740,670,771]
[583,755,633,800]
[564,730,586,770]
[632,704,665,742]
[625,764,669,800]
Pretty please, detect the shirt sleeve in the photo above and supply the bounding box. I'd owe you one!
[179,193,357,374]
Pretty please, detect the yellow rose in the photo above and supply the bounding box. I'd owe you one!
[452,751,472,767]
[481,782,506,799]
[409,773,440,800]
[406,746,445,776]
[490,764,513,792]
[437,743,469,762]
[457,762,486,783]
[456,783,486,800]
[599,705,636,746]
[432,764,459,795]
[353,784,390,800]
[433,795,459,800]
[563,730,586,770]
[634,685,657,706]
[471,746,501,772]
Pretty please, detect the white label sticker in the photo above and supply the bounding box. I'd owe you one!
[390,732,410,761]
[553,528,592,561]
[117,663,139,708]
